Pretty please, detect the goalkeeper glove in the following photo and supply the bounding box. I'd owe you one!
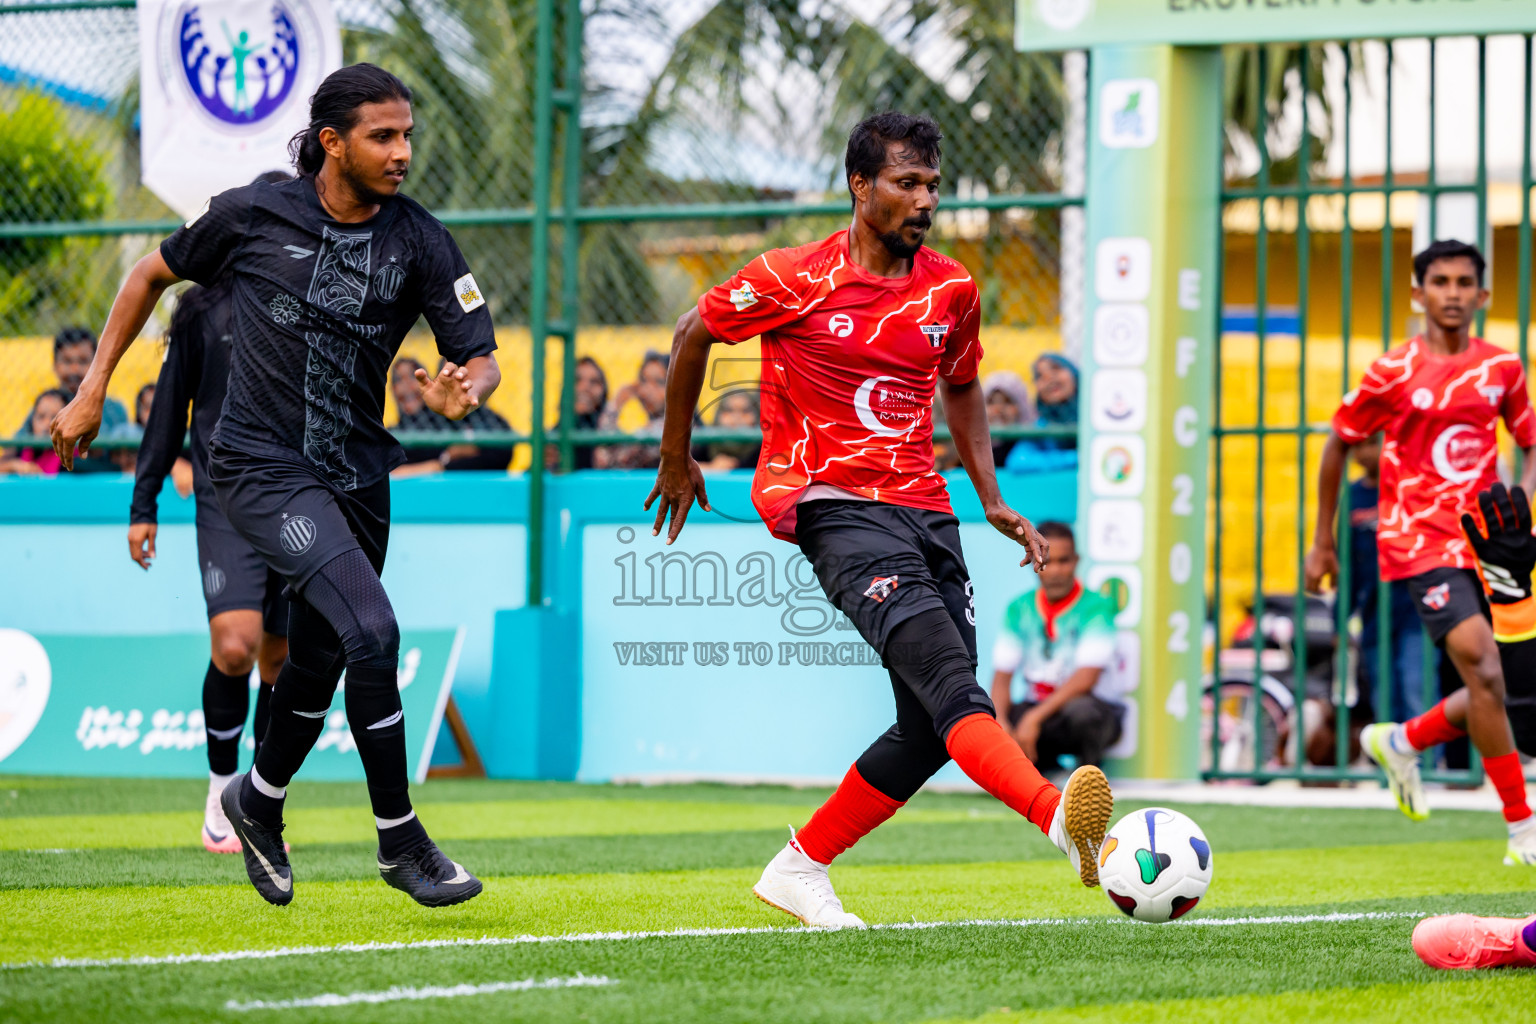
[1461,482,1536,641]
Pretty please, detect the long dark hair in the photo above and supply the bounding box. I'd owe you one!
[288,63,412,178]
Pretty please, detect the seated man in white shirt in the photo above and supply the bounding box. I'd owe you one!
[989,521,1127,771]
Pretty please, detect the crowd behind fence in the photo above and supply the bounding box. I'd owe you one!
[0,0,1080,476]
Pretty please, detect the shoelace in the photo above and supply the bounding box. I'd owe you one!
[400,841,454,883]
[245,819,289,864]
[800,867,841,907]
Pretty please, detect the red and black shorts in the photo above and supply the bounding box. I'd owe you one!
[1404,567,1491,645]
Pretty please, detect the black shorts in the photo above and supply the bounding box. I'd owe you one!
[794,500,976,665]
[195,499,289,634]
[1405,567,1490,645]
[207,441,390,593]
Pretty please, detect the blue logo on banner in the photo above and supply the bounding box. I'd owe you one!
[178,3,301,125]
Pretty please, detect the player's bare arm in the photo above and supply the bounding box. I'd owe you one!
[414,355,501,420]
[941,374,1048,572]
[1305,429,1353,591]
[645,307,714,544]
[51,249,182,469]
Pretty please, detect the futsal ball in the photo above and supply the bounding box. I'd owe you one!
[1099,807,1212,922]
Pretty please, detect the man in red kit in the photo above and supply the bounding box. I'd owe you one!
[644,111,1114,929]
[1306,239,1536,866]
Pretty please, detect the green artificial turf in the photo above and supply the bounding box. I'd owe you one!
[1,774,1532,1023]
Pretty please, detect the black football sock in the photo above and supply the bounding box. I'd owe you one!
[239,769,286,828]
[202,661,250,777]
[343,664,414,824]
[377,813,430,860]
[252,682,273,762]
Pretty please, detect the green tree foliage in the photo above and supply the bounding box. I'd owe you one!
[0,90,112,324]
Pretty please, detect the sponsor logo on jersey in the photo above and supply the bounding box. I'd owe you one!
[829,313,854,337]
[454,273,485,313]
[730,282,758,311]
[919,323,951,348]
[1422,582,1451,611]
[283,244,314,259]
[203,563,226,598]
[1430,424,1487,484]
[863,575,899,602]
[374,257,406,304]
[279,514,317,555]
[1411,387,1434,410]
[853,375,922,437]
[1479,385,1507,405]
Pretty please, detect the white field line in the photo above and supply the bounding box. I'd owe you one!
[2,910,1427,972]
[225,973,616,1011]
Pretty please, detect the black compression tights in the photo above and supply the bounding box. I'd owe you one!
[854,607,996,802]
[253,549,412,820]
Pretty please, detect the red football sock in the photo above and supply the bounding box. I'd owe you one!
[1483,752,1533,824]
[1404,699,1467,751]
[945,712,1061,833]
[793,763,903,865]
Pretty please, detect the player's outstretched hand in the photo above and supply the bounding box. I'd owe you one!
[416,362,480,420]
[1461,482,1536,604]
[986,502,1049,573]
[49,393,103,471]
[645,452,710,545]
[1303,543,1339,593]
[128,523,157,571]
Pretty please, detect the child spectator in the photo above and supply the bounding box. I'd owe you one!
[0,389,69,476]
[1004,352,1079,474]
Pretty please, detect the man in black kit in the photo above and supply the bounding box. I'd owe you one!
[130,171,296,856]
[53,64,501,908]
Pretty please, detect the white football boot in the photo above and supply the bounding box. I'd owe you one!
[1047,764,1114,887]
[201,775,241,853]
[752,832,866,929]
[1506,815,1536,866]
[1361,722,1429,821]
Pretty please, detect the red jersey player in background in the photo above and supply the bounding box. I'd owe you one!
[1306,239,1536,867]
[645,111,1113,930]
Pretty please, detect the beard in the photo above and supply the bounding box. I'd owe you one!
[339,156,406,204]
[877,215,931,260]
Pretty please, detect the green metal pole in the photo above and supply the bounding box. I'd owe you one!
[1294,48,1312,771]
[1252,46,1271,771]
[1428,39,1437,243]
[526,0,556,606]
[1377,40,1395,732]
[1335,45,1356,773]
[1210,49,1228,778]
[1476,36,1489,339]
[556,0,583,473]
[1521,34,1534,485]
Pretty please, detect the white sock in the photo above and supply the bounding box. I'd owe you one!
[1387,723,1414,756]
[208,771,235,794]
[375,810,417,830]
[249,767,286,800]
[1510,814,1536,839]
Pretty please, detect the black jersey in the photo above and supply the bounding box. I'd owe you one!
[159,176,496,490]
[130,283,234,523]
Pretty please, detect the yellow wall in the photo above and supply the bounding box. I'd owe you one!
[2,325,1066,470]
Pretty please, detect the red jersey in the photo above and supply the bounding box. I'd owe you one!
[697,230,983,542]
[1333,336,1536,580]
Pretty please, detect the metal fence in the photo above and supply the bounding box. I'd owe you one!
[0,0,1079,602]
[1207,35,1536,783]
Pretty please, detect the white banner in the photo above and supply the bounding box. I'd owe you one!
[137,1,341,218]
